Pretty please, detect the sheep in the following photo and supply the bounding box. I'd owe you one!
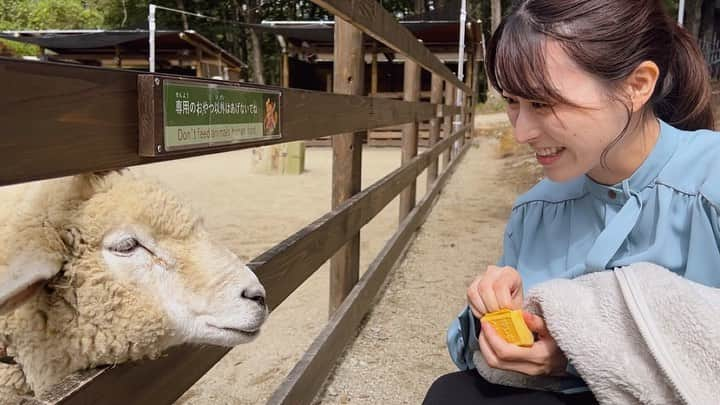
[0,171,268,401]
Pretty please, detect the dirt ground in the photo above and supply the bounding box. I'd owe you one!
[315,134,536,404]
[1,113,536,404]
[159,114,535,404]
[129,146,424,405]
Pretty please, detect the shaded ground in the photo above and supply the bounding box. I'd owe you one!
[316,124,540,404]
[167,112,534,404]
[1,112,537,404]
[137,148,426,405]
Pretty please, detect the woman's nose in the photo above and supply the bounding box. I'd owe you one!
[512,109,540,144]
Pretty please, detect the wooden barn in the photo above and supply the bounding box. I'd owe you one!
[0,29,247,80]
[260,13,483,146]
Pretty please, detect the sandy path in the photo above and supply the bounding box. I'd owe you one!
[0,125,522,404]
[315,136,518,404]
[128,147,428,405]
[475,112,509,129]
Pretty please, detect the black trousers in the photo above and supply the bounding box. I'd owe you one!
[422,371,599,405]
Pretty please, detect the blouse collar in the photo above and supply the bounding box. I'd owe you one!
[584,119,680,204]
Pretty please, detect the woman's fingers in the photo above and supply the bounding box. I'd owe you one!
[467,278,487,318]
[479,283,501,313]
[482,321,528,362]
[494,281,514,310]
[480,314,568,377]
[522,311,549,335]
[479,328,546,375]
[480,325,552,376]
[478,329,501,368]
[468,265,524,318]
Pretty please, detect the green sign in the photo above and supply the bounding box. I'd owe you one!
[163,81,281,151]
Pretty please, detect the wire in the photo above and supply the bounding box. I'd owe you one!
[151,4,260,28]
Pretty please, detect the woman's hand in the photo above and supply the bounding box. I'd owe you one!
[467,265,524,318]
[479,311,568,376]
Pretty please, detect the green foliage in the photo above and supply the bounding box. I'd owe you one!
[0,0,105,55]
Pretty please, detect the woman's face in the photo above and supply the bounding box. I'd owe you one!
[504,41,630,183]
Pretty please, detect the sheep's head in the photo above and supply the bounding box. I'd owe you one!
[0,171,267,391]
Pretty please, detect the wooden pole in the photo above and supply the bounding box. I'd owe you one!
[282,50,290,88]
[399,59,420,222]
[114,46,122,69]
[465,50,474,142]
[195,48,203,78]
[442,84,454,171]
[371,51,378,95]
[427,74,443,188]
[329,17,364,316]
[326,71,333,92]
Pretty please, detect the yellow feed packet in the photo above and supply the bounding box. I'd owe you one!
[481,309,534,347]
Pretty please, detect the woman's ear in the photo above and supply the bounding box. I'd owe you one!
[624,61,660,112]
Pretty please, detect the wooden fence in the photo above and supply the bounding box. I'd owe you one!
[0,1,480,403]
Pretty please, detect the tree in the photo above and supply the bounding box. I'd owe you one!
[244,0,265,84]
[0,0,104,55]
[490,0,501,32]
[685,0,703,38]
[699,0,715,43]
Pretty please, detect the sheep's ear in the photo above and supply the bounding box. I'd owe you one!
[0,254,63,315]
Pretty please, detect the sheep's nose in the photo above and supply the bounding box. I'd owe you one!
[241,286,266,307]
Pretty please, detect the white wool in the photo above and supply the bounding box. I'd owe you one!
[0,172,267,399]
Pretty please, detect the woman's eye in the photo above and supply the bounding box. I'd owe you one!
[503,96,518,105]
[531,102,550,110]
[110,238,140,255]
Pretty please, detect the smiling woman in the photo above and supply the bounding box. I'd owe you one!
[425,0,720,404]
[499,41,665,185]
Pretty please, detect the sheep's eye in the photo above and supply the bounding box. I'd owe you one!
[109,238,140,255]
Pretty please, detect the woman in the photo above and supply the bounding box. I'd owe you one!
[424,0,719,403]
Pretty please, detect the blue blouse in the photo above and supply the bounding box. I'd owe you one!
[447,120,720,375]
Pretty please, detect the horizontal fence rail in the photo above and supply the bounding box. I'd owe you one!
[29,124,471,405]
[0,58,460,186]
[267,138,473,405]
[3,1,480,400]
[310,0,471,93]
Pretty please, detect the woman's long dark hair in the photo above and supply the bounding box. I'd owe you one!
[486,0,714,132]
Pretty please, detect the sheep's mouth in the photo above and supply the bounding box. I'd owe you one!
[207,324,260,337]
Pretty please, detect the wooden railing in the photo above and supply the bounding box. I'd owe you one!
[0,0,480,403]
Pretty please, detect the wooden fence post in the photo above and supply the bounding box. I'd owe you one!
[282,48,290,88]
[427,74,443,188]
[250,45,305,176]
[399,59,420,222]
[371,47,378,96]
[329,17,364,316]
[195,47,203,78]
[471,43,481,136]
[442,84,454,171]
[465,49,474,142]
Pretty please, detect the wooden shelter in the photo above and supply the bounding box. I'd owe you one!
[0,29,246,80]
[260,18,482,146]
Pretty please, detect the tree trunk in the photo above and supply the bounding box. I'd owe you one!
[231,0,249,81]
[249,31,265,84]
[700,0,716,43]
[491,0,502,33]
[485,0,503,103]
[415,0,425,14]
[685,0,702,38]
[246,0,265,84]
[175,0,189,31]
